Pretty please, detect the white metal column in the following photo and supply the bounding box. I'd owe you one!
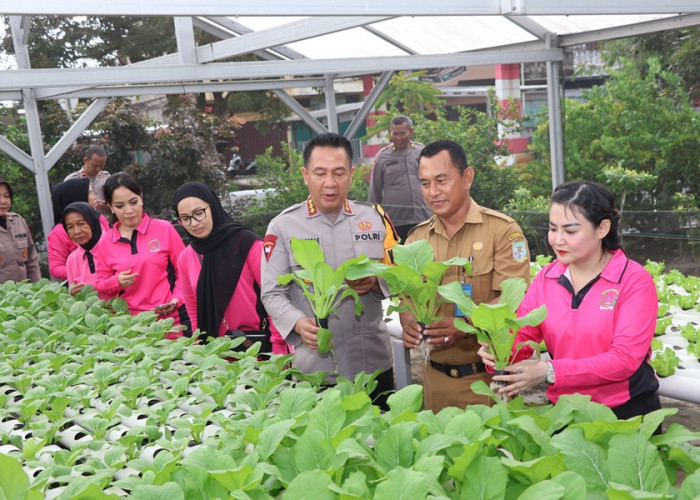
[324,75,338,134]
[546,57,565,189]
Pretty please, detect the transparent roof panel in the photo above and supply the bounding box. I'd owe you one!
[371,16,538,54]
[527,14,672,34]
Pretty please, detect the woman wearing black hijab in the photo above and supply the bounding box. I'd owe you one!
[174,182,288,353]
[61,201,113,301]
[47,178,107,281]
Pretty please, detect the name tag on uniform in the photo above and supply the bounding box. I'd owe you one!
[455,283,472,318]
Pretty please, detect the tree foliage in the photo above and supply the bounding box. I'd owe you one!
[126,95,230,218]
[601,27,700,102]
[528,58,700,209]
[365,71,442,137]
[1,16,176,68]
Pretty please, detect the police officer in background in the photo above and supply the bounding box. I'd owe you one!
[65,145,111,217]
[0,177,41,284]
[401,140,530,412]
[261,133,399,409]
[368,115,432,241]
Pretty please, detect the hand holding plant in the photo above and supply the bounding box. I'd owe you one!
[277,238,376,354]
[439,277,546,371]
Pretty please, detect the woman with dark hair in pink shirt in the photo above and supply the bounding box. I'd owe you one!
[96,173,185,330]
[47,178,108,281]
[479,180,660,420]
[173,182,288,354]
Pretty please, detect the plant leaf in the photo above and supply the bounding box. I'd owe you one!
[497,277,528,313]
[607,433,670,493]
[392,240,435,274]
[290,238,324,271]
[550,427,609,493]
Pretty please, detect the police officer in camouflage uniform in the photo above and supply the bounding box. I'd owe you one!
[0,178,41,284]
[261,133,399,409]
[368,116,432,241]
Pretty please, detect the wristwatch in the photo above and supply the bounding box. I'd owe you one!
[545,361,555,385]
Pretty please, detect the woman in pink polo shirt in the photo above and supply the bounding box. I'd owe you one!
[61,201,114,301]
[96,173,185,328]
[479,181,660,420]
[47,178,108,281]
[173,182,288,354]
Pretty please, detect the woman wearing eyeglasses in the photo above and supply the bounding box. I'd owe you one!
[96,173,186,330]
[174,182,288,354]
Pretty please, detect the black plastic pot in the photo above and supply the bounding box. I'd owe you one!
[316,317,329,329]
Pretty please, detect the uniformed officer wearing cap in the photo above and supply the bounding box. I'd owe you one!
[65,145,111,217]
[261,133,399,409]
[368,116,432,241]
[401,140,530,412]
[0,177,41,284]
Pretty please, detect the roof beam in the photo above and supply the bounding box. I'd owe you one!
[204,17,307,60]
[4,1,700,16]
[0,47,564,90]
[199,16,390,62]
[559,13,700,46]
[191,18,285,61]
[506,16,553,41]
[34,78,327,99]
[362,25,417,55]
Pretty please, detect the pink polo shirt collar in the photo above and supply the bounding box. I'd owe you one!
[109,213,153,242]
[543,248,628,284]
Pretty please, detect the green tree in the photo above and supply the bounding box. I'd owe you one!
[127,95,230,218]
[365,71,442,137]
[529,58,700,209]
[601,27,700,101]
[602,164,657,212]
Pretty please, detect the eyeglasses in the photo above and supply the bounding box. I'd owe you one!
[176,206,209,226]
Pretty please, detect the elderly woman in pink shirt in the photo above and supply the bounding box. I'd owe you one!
[479,181,660,420]
[47,178,108,281]
[173,182,288,354]
[61,201,113,301]
[95,173,185,329]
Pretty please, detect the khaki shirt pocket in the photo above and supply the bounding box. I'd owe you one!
[470,255,495,305]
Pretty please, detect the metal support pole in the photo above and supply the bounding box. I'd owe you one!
[23,90,55,240]
[344,71,393,140]
[273,90,328,135]
[324,75,338,134]
[546,59,565,190]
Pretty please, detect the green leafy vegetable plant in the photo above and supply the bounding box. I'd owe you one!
[650,347,682,377]
[439,277,547,370]
[352,239,469,327]
[277,238,373,353]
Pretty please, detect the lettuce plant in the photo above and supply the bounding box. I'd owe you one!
[650,347,682,377]
[350,239,469,327]
[439,277,546,370]
[277,238,372,353]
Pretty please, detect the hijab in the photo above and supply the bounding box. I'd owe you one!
[61,202,103,273]
[0,177,12,230]
[173,182,259,339]
[52,178,90,225]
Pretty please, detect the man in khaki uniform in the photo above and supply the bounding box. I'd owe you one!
[65,145,110,216]
[0,178,41,283]
[401,140,530,411]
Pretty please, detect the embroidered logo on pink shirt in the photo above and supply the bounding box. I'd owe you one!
[600,288,619,310]
[148,239,161,252]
